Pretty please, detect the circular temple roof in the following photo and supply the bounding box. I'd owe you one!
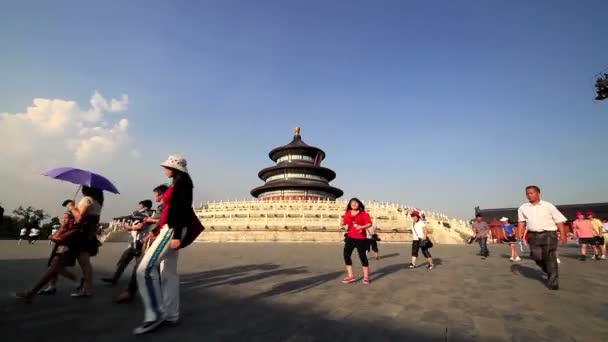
[250,180,344,198]
[268,128,326,162]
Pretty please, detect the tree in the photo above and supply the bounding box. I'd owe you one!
[12,206,49,228]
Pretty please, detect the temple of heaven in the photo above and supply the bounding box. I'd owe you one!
[250,127,344,201]
[107,126,471,244]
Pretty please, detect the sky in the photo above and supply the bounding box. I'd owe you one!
[1,0,607,221]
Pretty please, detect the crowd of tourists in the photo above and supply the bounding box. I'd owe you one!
[9,168,603,335]
[11,155,204,336]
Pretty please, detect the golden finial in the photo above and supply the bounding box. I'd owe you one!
[294,126,301,137]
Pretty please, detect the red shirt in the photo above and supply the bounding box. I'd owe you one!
[154,185,174,236]
[343,210,372,240]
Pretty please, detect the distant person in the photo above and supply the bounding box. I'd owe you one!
[572,211,599,261]
[18,227,27,245]
[341,198,372,286]
[29,226,40,244]
[102,199,153,286]
[602,217,608,259]
[518,185,566,290]
[408,210,434,269]
[12,201,80,302]
[489,218,502,244]
[587,211,606,260]
[50,225,59,245]
[0,205,4,225]
[472,214,491,259]
[134,155,194,335]
[66,186,104,298]
[115,185,168,304]
[500,217,520,261]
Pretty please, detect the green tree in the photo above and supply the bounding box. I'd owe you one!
[12,206,49,228]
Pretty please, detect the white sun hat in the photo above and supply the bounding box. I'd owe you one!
[161,154,188,174]
[499,217,509,222]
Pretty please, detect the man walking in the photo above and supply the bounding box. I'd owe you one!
[517,185,566,290]
[102,200,153,285]
[472,214,491,259]
[587,211,606,260]
[18,228,27,245]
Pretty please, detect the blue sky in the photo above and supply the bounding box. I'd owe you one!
[1,0,607,219]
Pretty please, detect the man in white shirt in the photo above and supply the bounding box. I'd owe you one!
[517,185,566,290]
[18,228,27,245]
[29,227,40,244]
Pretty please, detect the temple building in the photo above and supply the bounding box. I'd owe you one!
[251,127,343,201]
[106,127,471,244]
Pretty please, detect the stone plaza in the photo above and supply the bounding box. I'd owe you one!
[2,241,608,341]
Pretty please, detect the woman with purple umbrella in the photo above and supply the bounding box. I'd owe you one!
[12,167,115,302]
[66,186,104,297]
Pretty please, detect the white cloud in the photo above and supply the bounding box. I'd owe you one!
[0,91,133,166]
[0,92,142,219]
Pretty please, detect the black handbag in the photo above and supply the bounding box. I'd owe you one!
[420,239,433,249]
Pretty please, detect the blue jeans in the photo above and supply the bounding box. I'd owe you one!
[478,237,489,257]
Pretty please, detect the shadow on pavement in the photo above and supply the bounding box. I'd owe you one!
[510,264,544,284]
[248,271,343,299]
[371,263,405,281]
[376,253,400,260]
[181,264,309,290]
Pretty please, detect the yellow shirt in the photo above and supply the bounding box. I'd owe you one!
[591,218,603,236]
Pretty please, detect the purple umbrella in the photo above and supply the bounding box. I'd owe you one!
[42,167,120,194]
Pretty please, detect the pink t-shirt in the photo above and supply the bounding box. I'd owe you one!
[572,219,596,238]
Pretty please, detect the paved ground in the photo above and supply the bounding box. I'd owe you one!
[1,240,607,342]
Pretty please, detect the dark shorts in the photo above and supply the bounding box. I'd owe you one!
[579,238,595,245]
[593,236,605,246]
[504,236,517,244]
[48,244,76,267]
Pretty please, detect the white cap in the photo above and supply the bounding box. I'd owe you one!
[499,217,509,222]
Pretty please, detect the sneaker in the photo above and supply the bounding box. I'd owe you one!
[70,289,92,298]
[514,256,521,262]
[38,286,57,296]
[542,274,548,280]
[602,255,607,260]
[362,278,370,285]
[133,320,163,335]
[342,276,356,284]
[427,264,435,270]
[407,263,416,269]
[481,256,487,260]
[509,257,514,262]
[547,284,559,291]
[556,258,561,264]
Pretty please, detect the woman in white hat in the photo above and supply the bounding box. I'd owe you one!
[500,217,520,262]
[134,155,193,335]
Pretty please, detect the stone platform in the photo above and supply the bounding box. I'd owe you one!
[2,241,607,341]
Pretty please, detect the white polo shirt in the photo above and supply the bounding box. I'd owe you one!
[517,200,566,232]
